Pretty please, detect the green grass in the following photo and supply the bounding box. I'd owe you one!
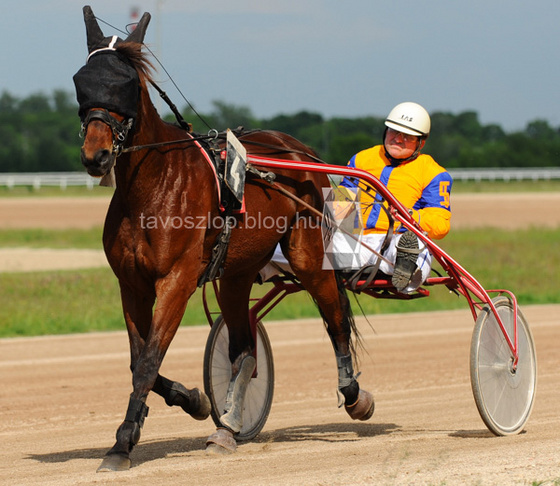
[0,269,122,336]
[451,179,560,193]
[1,227,558,338]
[531,479,560,486]
[0,185,111,198]
[436,228,560,304]
[0,227,103,249]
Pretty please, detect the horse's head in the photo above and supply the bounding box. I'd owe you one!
[73,6,151,177]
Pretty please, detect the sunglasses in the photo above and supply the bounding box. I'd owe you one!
[386,127,419,143]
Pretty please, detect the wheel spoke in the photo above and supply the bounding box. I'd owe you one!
[470,297,536,435]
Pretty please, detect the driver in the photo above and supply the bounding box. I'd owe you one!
[332,102,453,293]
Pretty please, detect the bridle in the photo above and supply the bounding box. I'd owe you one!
[80,103,327,165]
[80,108,134,156]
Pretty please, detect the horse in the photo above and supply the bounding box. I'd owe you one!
[74,6,374,472]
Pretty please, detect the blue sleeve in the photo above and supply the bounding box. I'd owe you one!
[414,171,453,210]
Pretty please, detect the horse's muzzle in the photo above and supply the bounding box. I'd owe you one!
[81,147,115,177]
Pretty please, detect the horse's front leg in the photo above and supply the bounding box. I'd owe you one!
[117,291,209,421]
[98,279,209,472]
[205,275,256,454]
[96,285,153,472]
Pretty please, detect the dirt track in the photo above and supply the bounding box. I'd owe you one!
[2,192,560,231]
[2,307,559,486]
[1,194,559,485]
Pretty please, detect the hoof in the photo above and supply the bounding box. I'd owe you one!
[191,388,212,421]
[97,453,131,472]
[206,428,237,455]
[345,389,375,421]
[165,382,212,421]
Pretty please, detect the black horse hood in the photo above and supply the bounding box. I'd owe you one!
[74,5,151,120]
[73,50,140,120]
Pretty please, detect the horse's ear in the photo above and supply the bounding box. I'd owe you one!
[83,5,105,53]
[125,12,151,44]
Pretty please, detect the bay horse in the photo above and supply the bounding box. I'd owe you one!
[74,6,374,471]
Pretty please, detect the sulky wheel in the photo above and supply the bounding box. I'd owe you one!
[203,315,274,441]
[470,295,537,436]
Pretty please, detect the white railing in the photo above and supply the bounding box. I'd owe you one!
[0,168,559,189]
[448,167,560,182]
[0,172,98,190]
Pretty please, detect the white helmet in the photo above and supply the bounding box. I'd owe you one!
[385,102,431,138]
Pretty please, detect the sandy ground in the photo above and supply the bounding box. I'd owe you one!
[1,307,558,486]
[0,196,111,230]
[0,248,109,273]
[0,193,559,485]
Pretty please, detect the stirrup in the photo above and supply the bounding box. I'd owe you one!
[345,261,381,292]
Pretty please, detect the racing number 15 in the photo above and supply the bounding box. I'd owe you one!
[439,181,451,208]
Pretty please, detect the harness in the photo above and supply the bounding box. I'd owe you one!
[81,109,134,157]
[196,132,244,287]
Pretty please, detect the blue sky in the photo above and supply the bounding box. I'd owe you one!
[2,1,559,132]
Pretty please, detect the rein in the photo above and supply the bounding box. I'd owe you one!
[237,138,326,165]
[120,133,219,153]
[119,127,325,166]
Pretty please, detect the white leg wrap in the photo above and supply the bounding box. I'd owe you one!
[220,355,256,433]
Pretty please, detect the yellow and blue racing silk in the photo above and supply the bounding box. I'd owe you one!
[340,145,452,240]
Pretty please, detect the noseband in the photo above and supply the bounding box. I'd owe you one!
[81,108,134,156]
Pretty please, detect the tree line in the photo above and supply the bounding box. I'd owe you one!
[1,90,559,172]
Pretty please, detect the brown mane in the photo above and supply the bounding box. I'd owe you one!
[116,42,156,87]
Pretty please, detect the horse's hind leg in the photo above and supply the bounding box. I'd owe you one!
[152,375,210,420]
[205,274,257,454]
[289,252,374,421]
[327,273,375,421]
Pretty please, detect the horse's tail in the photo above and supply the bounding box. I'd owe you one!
[315,271,362,366]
